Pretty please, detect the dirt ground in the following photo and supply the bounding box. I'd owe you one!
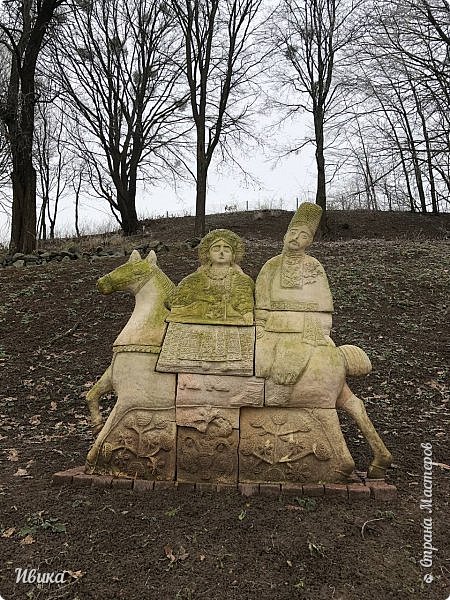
[0,210,449,600]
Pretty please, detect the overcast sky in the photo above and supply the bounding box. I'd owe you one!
[0,115,317,243]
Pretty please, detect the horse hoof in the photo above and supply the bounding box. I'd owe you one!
[367,459,391,479]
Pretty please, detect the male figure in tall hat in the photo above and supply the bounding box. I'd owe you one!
[255,202,334,385]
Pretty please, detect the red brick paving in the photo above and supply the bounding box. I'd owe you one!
[52,468,397,502]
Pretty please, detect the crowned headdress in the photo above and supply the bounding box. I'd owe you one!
[288,202,322,237]
[198,229,245,265]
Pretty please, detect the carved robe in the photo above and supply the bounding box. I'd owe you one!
[255,253,335,385]
[166,266,254,326]
[157,266,255,375]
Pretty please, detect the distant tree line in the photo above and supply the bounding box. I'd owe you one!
[0,0,448,252]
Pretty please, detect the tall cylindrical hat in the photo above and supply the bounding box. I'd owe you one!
[288,202,322,236]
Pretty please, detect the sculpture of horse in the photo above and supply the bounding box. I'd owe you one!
[85,251,392,482]
[85,250,178,479]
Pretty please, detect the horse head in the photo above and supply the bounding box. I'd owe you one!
[97,250,164,295]
[97,250,175,348]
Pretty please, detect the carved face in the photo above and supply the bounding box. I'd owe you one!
[283,226,312,253]
[208,240,233,266]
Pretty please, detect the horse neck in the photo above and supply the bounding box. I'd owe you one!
[113,278,169,348]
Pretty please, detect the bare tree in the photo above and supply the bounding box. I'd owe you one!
[0,119,11,215]
[0,0,65,253]
[344,0,450,213]
[35,101,71,239]
[271,0,363,225]
[0,49,11,215]
[51,0,188,235]
[170,0,263,237]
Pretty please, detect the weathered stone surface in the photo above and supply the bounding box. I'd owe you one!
[176,482,196,491]
[166,229,254,326]
[111,477,133,489]
[73,473,93,487]
[338,345,372,376]
[177,425,238,484]
[111,352,176,408]
[133,479,155,493]
[366,481,398,500]
[239,407,354,484]
[238,483,259,497]
[347,483,371,500]
[255,203,334,389]
[263,342,346,407]
[302,484,325,497]
[176,406,240,430]
[80,210,393,489]
[86,408,176,481]
[259,483,281,497]
[324,483,349,498]
[157,323,254,375]
[108,251,174,348]
[196,483,217,493]
[157,229,255,375]
[91,475,114,488]
[281,482,303,497]
[167,267,254,326]
[176,373,264,407]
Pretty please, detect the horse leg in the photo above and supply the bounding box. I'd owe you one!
[86,365,113,435]
[337,383,393,479]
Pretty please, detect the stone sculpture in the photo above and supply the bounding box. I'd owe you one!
[85,210,393,486]
[156,229,254,375]
[85,250,177,479]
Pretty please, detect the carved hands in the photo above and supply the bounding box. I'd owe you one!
[256,325,265,339]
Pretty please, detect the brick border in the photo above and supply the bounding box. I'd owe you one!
[52,468,397,502]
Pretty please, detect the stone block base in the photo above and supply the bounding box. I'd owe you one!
[52,468,397,501]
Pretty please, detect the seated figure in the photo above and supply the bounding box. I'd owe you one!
[83,210,392,485]
[255,202,336,386]
[157,229,255,375]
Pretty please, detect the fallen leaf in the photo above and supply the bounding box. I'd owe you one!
[2,527,16,538]
[67,570,85,580]
[164,545,176,563]
[50,401,57,411]
[425,380,446,394]
[14,468,28,477]
[20,534,35,545]
[432,462,450,470]
[7,449,19,462]
[29,415,41,426]
[178,546,189,561]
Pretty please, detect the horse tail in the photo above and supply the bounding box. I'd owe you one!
[338,345,372,376]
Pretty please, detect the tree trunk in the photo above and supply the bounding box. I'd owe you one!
[117,189,139,236]
[74,173,81,238]
[38,199,47,241]
[195,131,207,238]
[195,166,207,238]
[314,110,327,234]
[10,164,37,254]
